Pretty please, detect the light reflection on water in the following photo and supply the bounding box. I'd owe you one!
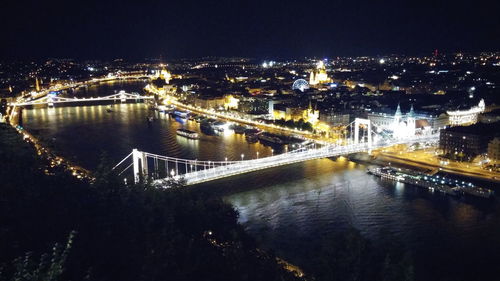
[22,82,500,281]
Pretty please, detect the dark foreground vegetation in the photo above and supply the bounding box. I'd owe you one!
[1,123,414,281]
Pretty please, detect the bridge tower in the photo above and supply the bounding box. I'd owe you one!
[354,118,372,148]
[35,77,41,92]
[407,104,416,137]
[47,96,54,107]
[132,149,148,183]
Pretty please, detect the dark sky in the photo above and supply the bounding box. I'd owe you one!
[1,0,499,60]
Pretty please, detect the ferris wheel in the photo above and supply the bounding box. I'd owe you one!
[292,79,309,92]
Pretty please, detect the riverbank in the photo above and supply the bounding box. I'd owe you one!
[5,105,92,180]
[348,150,500,185]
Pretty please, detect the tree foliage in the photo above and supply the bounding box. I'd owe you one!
[275,118,313,132]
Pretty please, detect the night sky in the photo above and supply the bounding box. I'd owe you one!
[1,0,499,60]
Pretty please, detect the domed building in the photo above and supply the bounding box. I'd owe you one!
[309,60,331,86]
[152,65,172,85]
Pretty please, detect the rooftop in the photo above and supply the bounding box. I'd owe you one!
[444,121,500,137]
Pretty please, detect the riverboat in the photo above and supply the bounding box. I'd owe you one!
[368,166,494,199]
[176,128,199,139]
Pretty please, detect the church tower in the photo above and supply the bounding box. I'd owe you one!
[394,103,402,125]
[309,71,316,85]
[407,104,416,137]
[35,77,41,92]
[392,103,403,137]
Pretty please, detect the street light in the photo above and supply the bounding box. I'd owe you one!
[241,154,244,161]
[256,151,259,159]
[271,149,274,156]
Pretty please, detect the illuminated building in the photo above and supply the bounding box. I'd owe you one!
[272,102,319,124]
[237,97,271,114]
[194,96,225,110]
[309,61,331,86]
[155,67,172,84]
[447,99,485,126]
[440,121,500,161]
[224,95,239,110]
[368,105,448,135]
[305,102,320,124]
[390,104,416,139]
[319,112,350,127]
[248,88,277,96]
[272,105,287,120]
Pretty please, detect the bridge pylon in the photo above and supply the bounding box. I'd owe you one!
[132,149,148,183]
[354,118,372,149]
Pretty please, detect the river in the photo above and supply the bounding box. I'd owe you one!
[22,81,500,281]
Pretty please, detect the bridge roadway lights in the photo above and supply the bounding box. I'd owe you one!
[13,91,153,107]
[128,135,440,186]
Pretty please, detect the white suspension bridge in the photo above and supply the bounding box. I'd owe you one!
[113,118,440,186]
[13,90,154,107]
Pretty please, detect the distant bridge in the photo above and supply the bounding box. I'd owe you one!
[113,119,439,186]
[13,91,154,107]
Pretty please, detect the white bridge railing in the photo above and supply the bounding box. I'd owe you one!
[169,143,370,185]
[114,133,439,186]
[14,91,154,106]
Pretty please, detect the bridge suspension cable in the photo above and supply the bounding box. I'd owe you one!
[112,118,439,186]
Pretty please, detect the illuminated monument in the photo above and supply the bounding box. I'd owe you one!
[309,61,331,86]
[306,101,320,124]
[392,104,416,139]
[155,66,172,84]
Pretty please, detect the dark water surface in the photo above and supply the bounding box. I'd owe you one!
[23,82,500,281]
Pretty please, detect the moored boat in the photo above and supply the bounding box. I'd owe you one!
[173,110,190,119]
[258,132,285,145]
[245,134,258,143]
[368,166,494,199]
[176,128,199,139]
[231,124,247,134]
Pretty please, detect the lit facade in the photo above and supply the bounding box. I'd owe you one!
[447,99,485,126]
[194,96,225,110]
[368,106,448,135]
[224,95,239,110]
[309,61,331,86]
[439,121,499,161]
[392,104,416,139]
[272,102,319,124]
[155,67,172,84]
